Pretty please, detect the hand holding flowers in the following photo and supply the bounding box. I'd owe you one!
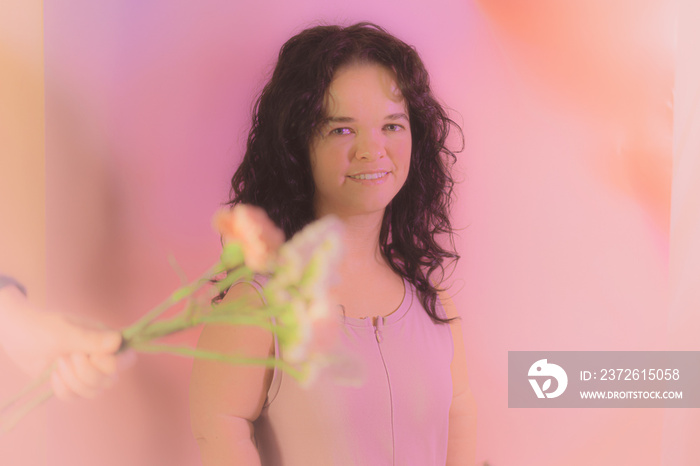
[1,205,343,434]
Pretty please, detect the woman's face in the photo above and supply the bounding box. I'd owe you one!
[309,63,412,219]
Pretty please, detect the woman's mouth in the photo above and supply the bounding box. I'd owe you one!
[348,171,389,180]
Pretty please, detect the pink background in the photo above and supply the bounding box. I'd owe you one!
[3,0,697,464]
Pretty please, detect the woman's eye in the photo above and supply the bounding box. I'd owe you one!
[384,124,403,132]
[330,127,352,136]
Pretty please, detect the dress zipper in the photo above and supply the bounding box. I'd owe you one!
[373,316,383,343]
[372,315,393,465]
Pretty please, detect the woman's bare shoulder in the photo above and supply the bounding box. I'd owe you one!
[190,280,274,423]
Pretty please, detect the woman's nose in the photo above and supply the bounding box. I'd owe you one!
[354,132,385,161]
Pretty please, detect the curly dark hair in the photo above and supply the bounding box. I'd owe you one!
[227,22,462,324]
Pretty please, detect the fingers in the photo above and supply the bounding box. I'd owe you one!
[50,353,120,401]
[51,367,75,402]
[61,321,123,355]
[89,352,118,376]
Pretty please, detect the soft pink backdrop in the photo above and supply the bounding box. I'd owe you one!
[3,0,689,464]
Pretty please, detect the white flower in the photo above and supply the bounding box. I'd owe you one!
[266,215,343,307]
[263,215,344,383]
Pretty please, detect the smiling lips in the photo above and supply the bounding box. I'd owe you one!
[348,171,389,180]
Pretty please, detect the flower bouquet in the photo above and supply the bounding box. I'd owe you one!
[0,205,343,434]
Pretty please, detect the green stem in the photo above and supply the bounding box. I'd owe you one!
[0,364,54,436]
[197,314,276,331]
[122,266,256,346]
[212,301,288,318]
[0,388,53,435]
[122,262,228,341]
[127,313,272,345]
[129,343,303,379]
[213,268,252,293]
[0,364,51,415]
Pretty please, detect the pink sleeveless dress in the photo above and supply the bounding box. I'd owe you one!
[249,277,454,466]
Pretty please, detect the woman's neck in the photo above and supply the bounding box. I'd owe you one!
[329,210,388,275]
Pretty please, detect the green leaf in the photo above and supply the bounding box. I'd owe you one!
[220,242,244,269]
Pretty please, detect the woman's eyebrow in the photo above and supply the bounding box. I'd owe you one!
[385,113,409,121]
[327,116,355,123]
[326,113,409,123]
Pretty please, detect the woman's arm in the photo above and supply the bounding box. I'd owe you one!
[189,281,274,465]
[439,289,478,466]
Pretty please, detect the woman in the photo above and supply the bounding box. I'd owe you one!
[190,22,476,465]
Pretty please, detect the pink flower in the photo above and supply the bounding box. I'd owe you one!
[213,204,285,273]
